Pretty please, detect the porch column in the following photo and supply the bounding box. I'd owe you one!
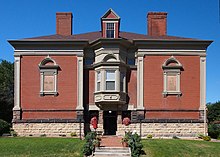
[76,55,84,110]
[200,56,207,135]
[13,56,21,121]
[137,56,144,110]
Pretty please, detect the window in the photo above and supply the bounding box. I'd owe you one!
[162,56,182,97]
[97,71,101,91]
[106,23,115,38]
[120,72,126,92]
[106,70,115,90]
[127,58,135,65]
[39,56,59,96]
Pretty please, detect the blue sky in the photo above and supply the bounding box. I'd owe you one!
[0,0,219,103]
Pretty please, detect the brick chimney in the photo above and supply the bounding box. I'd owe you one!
[56,12,72,36]
[147,12,167,36]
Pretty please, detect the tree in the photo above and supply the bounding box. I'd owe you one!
[207,101,220,139]
[0,60,14,123]
[207,101,220,123]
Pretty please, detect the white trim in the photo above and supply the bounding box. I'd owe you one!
[13,56,21,111]
[76,56,84,110]
[200,57,206,110]
[102,21,119,23]
[137,56,144,110]
[200,56,207,135]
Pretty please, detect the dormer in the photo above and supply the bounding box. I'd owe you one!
[101,9,120,38]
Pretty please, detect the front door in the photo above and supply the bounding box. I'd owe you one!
[103,111,117,135]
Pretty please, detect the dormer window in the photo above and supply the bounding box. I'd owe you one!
[101,9,120,38]
[106,23,115,38]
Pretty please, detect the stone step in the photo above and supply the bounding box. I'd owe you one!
[94,147,131,157]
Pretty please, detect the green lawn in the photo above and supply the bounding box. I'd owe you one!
[0,137,85,157]
[141,139,220,157]
[1,137,220,157]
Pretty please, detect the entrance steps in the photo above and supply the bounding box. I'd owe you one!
[94,147,131,157]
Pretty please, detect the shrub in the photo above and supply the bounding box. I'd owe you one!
[197,134,204,139]
[202,136,211,141]
[83,132,99,156]
[70,132,77,137]
[208,123,220,139]
[40,134,47,137]
[172,136,180,139]
[147,134,153,139]
[10,129,18,137]
[127,133,143,157]
[0,119,10,136]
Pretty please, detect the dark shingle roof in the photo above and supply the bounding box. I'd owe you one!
[24,31,200,42]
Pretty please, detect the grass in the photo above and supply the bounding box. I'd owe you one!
[1,137,220,157]
[0,137,85,157]
[141,139,220,157]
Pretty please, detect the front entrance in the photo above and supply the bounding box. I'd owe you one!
[103,111,117,135]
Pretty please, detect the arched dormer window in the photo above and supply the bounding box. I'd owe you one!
[39,56,59,96]
[162,56,183,97]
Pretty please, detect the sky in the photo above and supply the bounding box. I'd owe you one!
[0,0,219,103]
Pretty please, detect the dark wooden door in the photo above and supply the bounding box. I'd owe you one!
[103,111,117,135]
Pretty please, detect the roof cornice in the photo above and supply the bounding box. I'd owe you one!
[133,39,213,50]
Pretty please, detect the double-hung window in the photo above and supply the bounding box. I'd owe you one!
[106,70,115,90]
[97,71,101,91]
[106,23,115,38]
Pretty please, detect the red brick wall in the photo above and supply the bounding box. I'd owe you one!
[84,69,95,105]
[128,70,137,107]
[20,56,78,119]
[143,56,200,119]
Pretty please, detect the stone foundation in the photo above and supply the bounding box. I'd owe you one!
[117,123,206,138]
[13,123,84,137]
[13,122,206,138]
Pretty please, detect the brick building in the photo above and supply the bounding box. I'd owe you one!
[9,9,212,137]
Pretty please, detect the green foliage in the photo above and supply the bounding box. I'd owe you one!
[202,136,211,141]
[83,131,98,156]
[0,119,10,136]
[172,136,180,139]
[40,134,47,137]
[197,134,204,139]
[10,128,18,137]
[70,132,77,137]
[147,134,153,139]
[126,132,143,157]
[207,101,220,123]
[0,60,14,123]
[208,123,220,139]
